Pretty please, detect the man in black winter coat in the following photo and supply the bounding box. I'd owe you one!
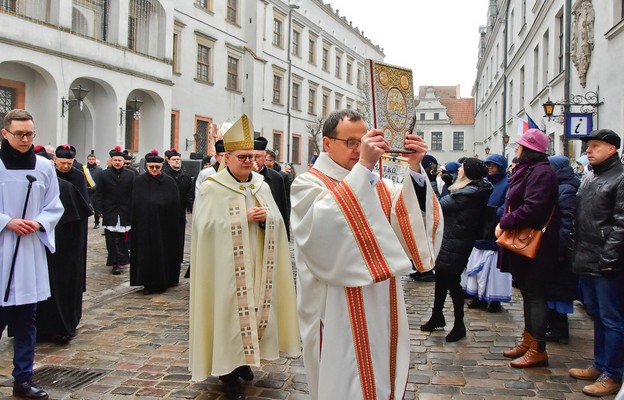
[163,148,194,265]
[569,129,624,397]
[95,146,134,275]
[253,138,290,240]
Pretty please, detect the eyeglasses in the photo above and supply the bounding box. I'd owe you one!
[5,128,36,140]
[331,137,361,149]
[234,154,254,162]
[147,165,162,170]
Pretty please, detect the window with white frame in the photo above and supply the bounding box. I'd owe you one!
[453,132,464,151]
[431,132,443,151]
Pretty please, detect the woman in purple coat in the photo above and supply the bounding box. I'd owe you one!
[495,129,560,368]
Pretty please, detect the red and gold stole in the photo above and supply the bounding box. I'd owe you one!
[309,168,400,400]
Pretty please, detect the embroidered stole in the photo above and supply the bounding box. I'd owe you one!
[228,190,277,364]
[309,168,400,400]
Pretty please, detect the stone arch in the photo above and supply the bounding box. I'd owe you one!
[63,77,117,162]
[122,89,165,158]
[0,60,59,145]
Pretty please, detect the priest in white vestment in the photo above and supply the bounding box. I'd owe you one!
[189,115,300,400]
[291,109,443,400]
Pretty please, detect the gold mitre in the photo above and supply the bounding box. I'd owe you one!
[223,114,254,151]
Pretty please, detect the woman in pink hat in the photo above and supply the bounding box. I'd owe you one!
[494,129,560,368]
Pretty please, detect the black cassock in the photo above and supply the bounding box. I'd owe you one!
[130,173,181,292]
[37,178,93,342]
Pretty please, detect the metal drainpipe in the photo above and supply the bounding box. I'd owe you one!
[502,2,509,159]
[563,0,572,157]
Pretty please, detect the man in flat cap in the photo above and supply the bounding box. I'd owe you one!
[569,129,624,396]
[95,146,135,275]
[189,115,300,400]
[253,137,290,239]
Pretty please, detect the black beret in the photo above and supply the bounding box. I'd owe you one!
[215,139,225,153]
[167,148,181,158]
[55,144,76,159]
[145,150,164,164]
[34,145,52,160]
[109,146,124,158]
[254,136,268,151]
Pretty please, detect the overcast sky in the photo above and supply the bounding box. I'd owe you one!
[323,0,490,98]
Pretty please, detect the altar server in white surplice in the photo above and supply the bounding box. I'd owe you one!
[189,115,300,400]
[1,109,63,400]
[291,109,444,400]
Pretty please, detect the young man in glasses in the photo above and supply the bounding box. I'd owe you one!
[129,150,181,294]
[189,115,300,400]
[291,109,443,400]
[94,146,135,275]
[0,109,64,400]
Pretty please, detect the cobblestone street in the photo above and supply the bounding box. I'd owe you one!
[0,218,610,399]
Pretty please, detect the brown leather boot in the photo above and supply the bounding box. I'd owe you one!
[503,330,530,359]
[510,334,548,368]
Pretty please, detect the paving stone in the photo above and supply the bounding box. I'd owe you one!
[0,219,598,399]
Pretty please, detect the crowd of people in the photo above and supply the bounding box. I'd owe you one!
[0,107,622,400]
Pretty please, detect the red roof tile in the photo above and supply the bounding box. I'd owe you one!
[440,98,475,125]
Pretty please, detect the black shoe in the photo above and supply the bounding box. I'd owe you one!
[111,266,121,275]
[420,308,446,331]
[93,223,100,229]
[445,323,467,342]
[235,365,254,381]
[410,270,435,282]
[184,266,190,279]
[486,301,502,313]
[467,298,487,309]
[545,328,569,344]
[13,381,49,400]
[220,376,245,400]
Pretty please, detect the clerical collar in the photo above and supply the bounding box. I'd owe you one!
[226,166,252,183]
[0,138,36,170]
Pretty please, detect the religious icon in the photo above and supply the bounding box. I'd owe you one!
[368,60,416,153]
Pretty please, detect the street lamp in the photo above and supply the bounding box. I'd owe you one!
[119,97,143,126]
[61,85,89,117]
[484,146,490,155]
[285,1,300,164]
[543,98,556,118]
